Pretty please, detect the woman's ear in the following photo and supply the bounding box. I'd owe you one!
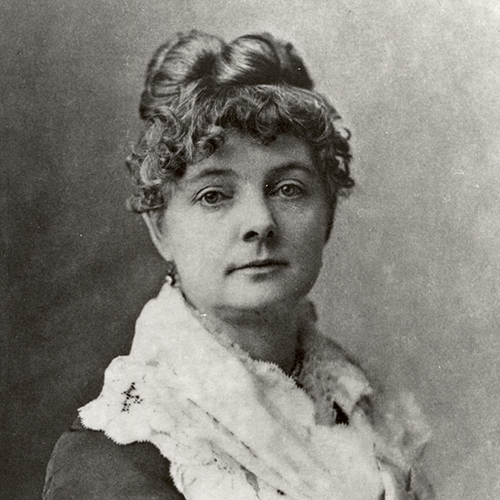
[142,212,172,262]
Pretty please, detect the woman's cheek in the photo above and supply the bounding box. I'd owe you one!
[295,208,328,243]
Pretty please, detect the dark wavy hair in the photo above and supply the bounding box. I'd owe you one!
[126,30,353,229]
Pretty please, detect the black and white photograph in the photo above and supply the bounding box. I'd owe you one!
[2,1,500,498]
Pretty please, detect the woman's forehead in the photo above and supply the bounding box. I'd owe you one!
[184,132,315,182]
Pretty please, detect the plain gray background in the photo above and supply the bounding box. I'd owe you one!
[2,0,500,498]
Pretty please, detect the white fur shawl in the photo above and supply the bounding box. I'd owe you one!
[80,283,432,500]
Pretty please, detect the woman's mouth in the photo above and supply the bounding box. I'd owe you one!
[227,259,288,275]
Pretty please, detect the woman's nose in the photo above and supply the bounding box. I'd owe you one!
[240,195,277,243]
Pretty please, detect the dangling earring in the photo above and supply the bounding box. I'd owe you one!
[165,261,178,287]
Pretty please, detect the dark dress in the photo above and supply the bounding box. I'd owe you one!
[43,417,185,500]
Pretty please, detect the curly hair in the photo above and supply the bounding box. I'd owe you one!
[126,30,353,225]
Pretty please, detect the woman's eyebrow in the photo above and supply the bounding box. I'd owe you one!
[185,162,316,185]
[270,162,317,177]
[185,168,237,184]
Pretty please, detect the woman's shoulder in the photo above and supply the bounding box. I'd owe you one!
[43,417,184,500]
[302,323,432,455]
[297,308,434,498]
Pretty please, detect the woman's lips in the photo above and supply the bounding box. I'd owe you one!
[227,259,288,275]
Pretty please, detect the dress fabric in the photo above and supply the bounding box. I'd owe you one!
[44,283,433,500]
[43,417,183,500]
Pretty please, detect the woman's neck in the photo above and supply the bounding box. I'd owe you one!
[196,303,301,375]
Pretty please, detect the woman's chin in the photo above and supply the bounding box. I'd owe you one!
[219,282,308,314]
[180,273,315,318]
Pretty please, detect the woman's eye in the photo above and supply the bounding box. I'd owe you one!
[198,190,228,206]
[275,183,304,198]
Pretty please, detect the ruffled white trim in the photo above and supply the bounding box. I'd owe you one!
[80,283,431,500]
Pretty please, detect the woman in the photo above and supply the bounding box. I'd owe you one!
[44,31,433,500]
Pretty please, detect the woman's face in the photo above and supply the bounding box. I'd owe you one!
[149,132,331,317]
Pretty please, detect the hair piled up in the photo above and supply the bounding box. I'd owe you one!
[126,31,353,215]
